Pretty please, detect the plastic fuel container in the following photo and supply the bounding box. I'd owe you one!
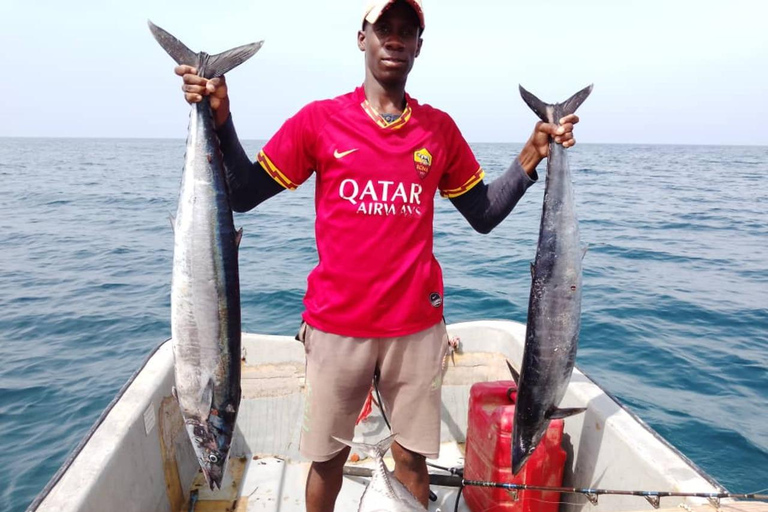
[463,380,567,512]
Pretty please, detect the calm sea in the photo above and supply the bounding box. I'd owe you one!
[1,138,766,511]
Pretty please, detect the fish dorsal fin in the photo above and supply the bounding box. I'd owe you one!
[147,20,198,67]
[505,359,520,386]
[548,407,587,420]
[206,41,264,78]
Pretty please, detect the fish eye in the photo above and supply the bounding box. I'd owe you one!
[208,454,219,463]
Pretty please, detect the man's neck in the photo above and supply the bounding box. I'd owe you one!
[363,77,407,115]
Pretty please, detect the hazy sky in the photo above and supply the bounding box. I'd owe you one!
[2,0,766,145]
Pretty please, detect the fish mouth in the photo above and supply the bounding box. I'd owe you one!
[186,421,230,490]
[197,444,227,490]
[202,462,225,490]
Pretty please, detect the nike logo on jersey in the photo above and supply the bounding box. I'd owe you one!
[334,148,359,159]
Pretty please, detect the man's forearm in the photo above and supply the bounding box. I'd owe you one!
[450,158,538,234]
[517,142,545,177]
[216,114,284,212]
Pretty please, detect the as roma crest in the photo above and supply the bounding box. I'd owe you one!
[413,148,433,179]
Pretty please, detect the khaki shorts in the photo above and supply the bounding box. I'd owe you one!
[297,321,449,462]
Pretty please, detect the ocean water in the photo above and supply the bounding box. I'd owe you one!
[0,138,766,511]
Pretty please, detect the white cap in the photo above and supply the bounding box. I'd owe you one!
[363,0,425,30]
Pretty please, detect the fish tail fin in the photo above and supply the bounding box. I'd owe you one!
[147,20,264,78]
[332,434,397,460]
[560,84,594,117]
[518,84,594,123]
[147,20,198,67]
[519,85,552,123]
[206,41,264,78]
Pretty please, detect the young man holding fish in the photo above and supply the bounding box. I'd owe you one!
[175,0,579,510]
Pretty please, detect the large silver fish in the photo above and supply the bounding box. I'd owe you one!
[511,85,593,475]
[148,21,262,489]
[335,435,427,512]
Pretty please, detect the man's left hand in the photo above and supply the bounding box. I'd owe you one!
[518,114,580,176]
[530,114,579,156]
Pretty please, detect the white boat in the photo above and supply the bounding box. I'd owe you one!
[27,320,748,512]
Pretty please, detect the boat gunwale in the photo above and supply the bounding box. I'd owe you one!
[24,338,171,512]
[572,363,726,493]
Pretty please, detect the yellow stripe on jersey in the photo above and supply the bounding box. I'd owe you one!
[258,150,298,190]
[362,101,388,128]
[440,168,486,198]
[388,105,412,130]
[361,101,412,130]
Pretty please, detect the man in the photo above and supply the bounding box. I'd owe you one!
[175,0,579,510]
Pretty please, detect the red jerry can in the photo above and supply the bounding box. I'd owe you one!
[463,380,567,512]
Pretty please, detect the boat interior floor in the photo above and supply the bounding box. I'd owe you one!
[184,441,468,512]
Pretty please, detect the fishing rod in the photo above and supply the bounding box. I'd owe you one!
[342,466,768,509]
[461,479,768,509]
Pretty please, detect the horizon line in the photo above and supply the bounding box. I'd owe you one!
[0,135,766,149]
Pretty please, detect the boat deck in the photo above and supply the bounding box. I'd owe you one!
[180,442,469,512]
[32,322,757,512]
[177,450,768,512]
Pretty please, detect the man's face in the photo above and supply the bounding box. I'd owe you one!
[358,1,423,86]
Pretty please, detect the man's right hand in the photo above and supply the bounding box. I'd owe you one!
[175,65,230,127]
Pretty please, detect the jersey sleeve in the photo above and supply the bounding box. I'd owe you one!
[438,116,485,198]
[257,102,322,190]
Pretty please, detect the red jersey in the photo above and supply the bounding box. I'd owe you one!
[259,86,484,337]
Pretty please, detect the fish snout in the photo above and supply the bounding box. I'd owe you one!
[511,440,531,475]
[201,457,225,490]
[511,425,536,475]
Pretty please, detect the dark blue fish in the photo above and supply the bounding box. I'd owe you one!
[511,84,593,475]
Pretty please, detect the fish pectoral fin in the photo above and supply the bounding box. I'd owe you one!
[169,214,176,232]
[581,244,589,260]
[505,359,520,386]
[206,41,264,78]
[147,21,198,67]
[235,228,243,248]
[200,378,215,415]
[530,262,535,277]
[548,407,588,420]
